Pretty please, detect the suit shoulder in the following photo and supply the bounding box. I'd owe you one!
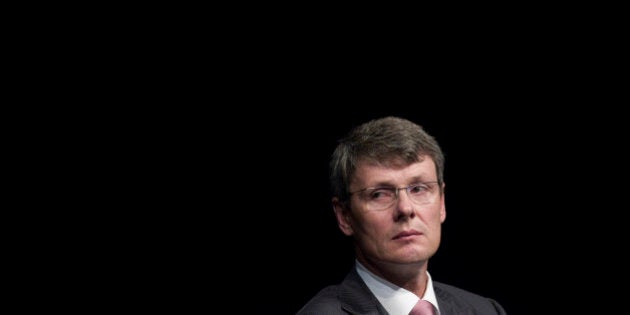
[434,281,507,314]
[296,285,344,315]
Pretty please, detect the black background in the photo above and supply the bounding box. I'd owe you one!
[37,10,629,314]
[112,32,628,310]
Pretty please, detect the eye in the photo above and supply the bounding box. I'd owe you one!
[408,184,430,194]
[367,188,395,200]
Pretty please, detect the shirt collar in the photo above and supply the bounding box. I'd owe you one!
[355,260,440,315]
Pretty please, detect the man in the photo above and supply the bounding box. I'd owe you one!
[297,116,506,315]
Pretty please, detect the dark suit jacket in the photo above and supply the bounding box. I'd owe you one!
[296,268,507,315]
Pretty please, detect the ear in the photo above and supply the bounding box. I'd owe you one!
[439,184,446,223]
[332,197,354,236]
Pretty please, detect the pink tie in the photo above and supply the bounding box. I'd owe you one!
[409,299,434,315]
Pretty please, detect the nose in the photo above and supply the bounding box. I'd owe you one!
[394,187,415,217]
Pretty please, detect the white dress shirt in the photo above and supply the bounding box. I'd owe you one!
[355,260,440,315]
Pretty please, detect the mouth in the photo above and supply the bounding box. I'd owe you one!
[393,230,422,240]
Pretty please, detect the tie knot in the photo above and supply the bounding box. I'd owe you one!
[409,299,434,315]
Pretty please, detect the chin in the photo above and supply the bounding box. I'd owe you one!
[396,249,432,262]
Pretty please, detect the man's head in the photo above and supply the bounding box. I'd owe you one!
[329,116,446,272]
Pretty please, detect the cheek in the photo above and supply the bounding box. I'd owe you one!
[356,213,390,235]
[423,206,445,225]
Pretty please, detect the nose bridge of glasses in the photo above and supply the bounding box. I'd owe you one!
[394,185,413,199]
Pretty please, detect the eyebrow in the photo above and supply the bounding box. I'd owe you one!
[365,176,435,188]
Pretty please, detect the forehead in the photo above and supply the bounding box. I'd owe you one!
[351,157,437,188]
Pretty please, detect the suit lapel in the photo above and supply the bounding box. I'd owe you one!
[338,268,388,315]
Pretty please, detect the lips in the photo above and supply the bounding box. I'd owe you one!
[393,230,422,240]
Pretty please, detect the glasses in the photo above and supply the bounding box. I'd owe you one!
[348,181,440,211]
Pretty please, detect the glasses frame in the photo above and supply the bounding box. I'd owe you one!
[348,181,441,211]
